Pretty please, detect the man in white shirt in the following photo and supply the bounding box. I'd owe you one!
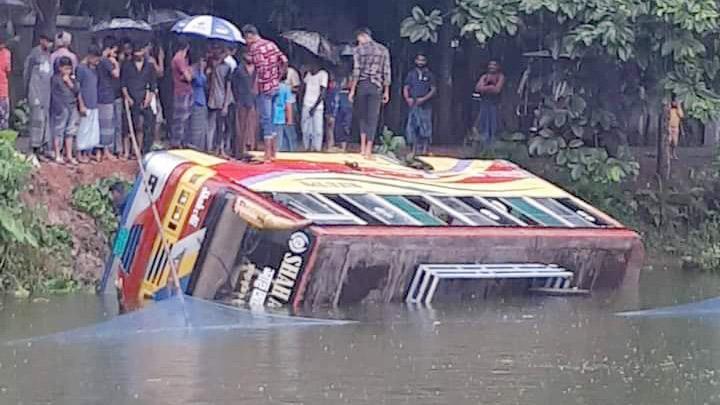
[302,61,328,151]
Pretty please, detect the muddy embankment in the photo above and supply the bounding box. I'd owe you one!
[22,161,137,283]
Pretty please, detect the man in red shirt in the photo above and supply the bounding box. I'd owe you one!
[171,37,193,148]
[0,33,12,130]
[242,24,287,162]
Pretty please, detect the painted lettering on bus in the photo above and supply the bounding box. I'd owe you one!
[267,252,303,305]
[189,187,211,228]
[147,174,159,195]
[298,180,361,189]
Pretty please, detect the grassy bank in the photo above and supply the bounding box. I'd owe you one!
[0,139,76,296]
[0,140,137,297]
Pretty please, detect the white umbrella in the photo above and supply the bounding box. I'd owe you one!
[171,15,244,43]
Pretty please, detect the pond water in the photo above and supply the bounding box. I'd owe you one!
[2,263,720,404]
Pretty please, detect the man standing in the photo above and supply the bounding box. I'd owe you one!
[121,42,157,155]
[473,60,505,146]
[0,33,11,130]
[97,36,120,160]
[231,49,258,156]
[207,44,233,156]
[243,24,288,162]
[403,53,436,155]
[349,28,391,159]
[302,60,328,151]
[171,37,192,148]
[76,45,102,163]
[50,31,77,72]
[24,31,53,161]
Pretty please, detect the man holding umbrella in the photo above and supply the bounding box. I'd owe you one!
[242,24,288,162]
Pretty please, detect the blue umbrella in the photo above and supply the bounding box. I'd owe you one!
[171,15,244,43]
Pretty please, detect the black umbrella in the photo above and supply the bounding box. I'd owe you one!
[147,8,189,30]
[0,0,28,20]
[91,18,152,33]
[281,30,339,64]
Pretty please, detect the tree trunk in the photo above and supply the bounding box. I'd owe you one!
[32,0,59,45]
[435,0,455,144]
[657,105,670,181]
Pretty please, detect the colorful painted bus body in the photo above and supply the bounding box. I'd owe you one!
[104,150,644,311]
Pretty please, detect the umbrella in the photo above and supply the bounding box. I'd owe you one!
[171,15,244,43]
[148,8,190,30]
[281,30,338,64]
[0,0,27,10]
[91,18,152,33]
[0,0,28,21]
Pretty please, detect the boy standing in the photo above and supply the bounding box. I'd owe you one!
[302,61,329,151]
[207,44,233,156]
[276,78,295,152]
[76,45,102,163]
[97,36,120,160]
[669,97,684,160]
[50,56,79,165]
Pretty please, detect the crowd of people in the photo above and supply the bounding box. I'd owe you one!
[7,23,511,166]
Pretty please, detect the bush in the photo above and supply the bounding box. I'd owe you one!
[0,139,75,295]
[72,177,131,237]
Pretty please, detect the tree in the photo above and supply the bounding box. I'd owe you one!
[401,0,720,149]
[28,0,59,44]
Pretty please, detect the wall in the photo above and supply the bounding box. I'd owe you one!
[10,15,93,104]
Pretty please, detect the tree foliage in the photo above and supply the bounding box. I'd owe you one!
[402,0,720,122]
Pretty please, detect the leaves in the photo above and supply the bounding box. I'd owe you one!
[72,177,129,237]
[400,6,444,43]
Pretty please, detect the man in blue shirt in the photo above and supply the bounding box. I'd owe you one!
[403,53,436,155]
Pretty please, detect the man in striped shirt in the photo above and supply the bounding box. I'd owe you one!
[243,24,288,162]
[349,27,391,159]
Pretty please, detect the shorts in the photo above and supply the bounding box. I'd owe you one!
[51,106,79,140]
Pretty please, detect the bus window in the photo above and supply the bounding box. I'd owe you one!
[272,193,366,225]
[483,197,541,226]
[532,198,597,227]
[424,196,499,226]
[383,196,446,226]
[339,194,421,226]
[464,197,524,227]
[555,198,612,227]
[500,197,565,227]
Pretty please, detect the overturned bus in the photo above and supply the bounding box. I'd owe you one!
[101,150,644,311]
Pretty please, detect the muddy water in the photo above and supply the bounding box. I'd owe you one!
[2,265,720,405]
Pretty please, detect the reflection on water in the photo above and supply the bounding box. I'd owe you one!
[2,264,720,404]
